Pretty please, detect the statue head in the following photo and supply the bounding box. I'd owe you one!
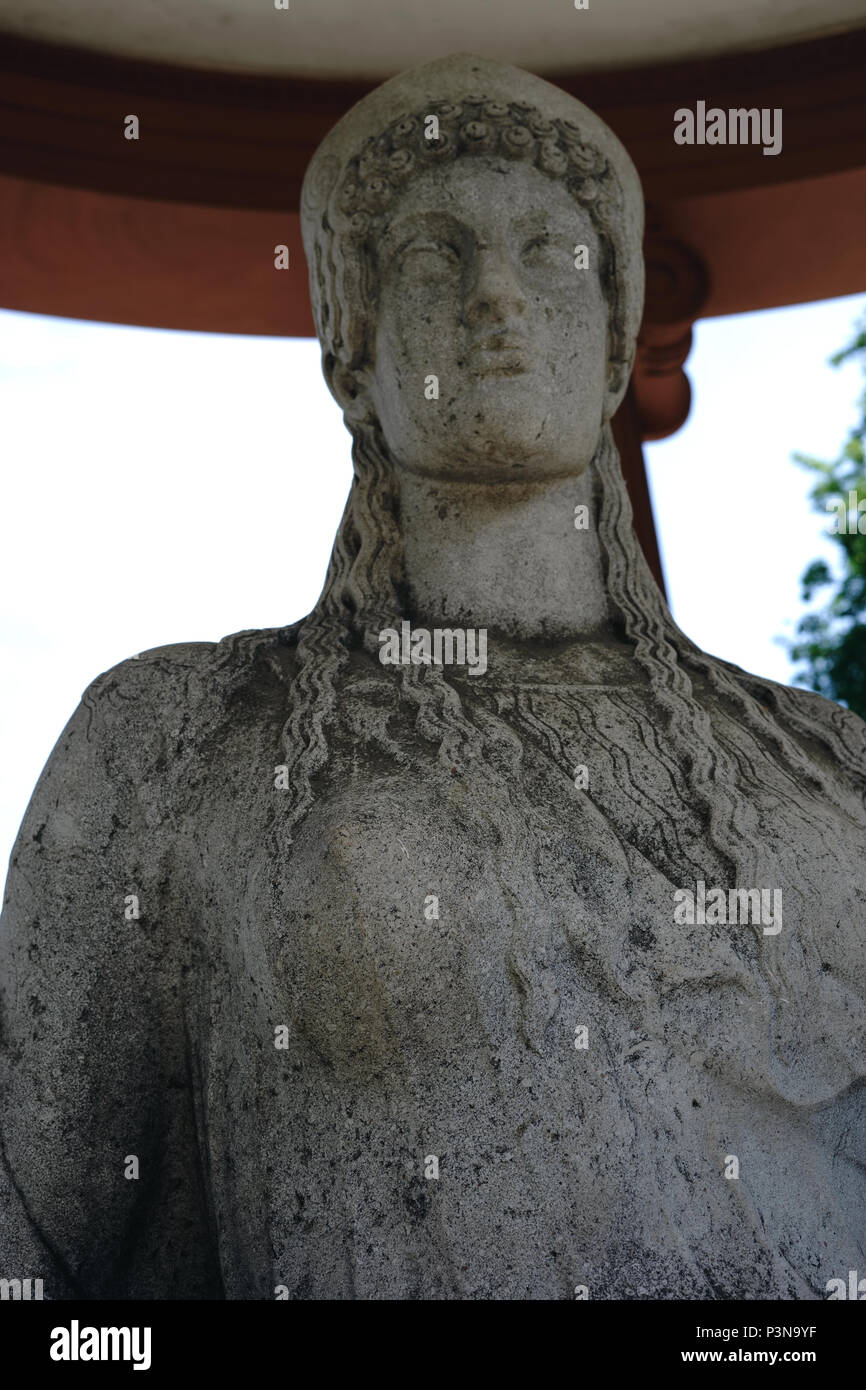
[301,54,645,483]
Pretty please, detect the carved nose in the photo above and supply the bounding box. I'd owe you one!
[465,251,528,326]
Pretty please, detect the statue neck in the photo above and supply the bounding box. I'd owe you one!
[394,463,612,642]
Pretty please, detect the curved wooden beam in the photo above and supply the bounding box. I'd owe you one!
[1,28,865,209]
[1,29,864,456]
[634,225,711,442]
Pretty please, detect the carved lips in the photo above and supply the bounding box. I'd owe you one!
[466,331,528,377]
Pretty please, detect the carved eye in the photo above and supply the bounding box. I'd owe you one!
[521,234,559,266]
[398,239,460,272]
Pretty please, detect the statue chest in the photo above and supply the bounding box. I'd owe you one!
[256,758,655,1070]
[182,729,866,1298]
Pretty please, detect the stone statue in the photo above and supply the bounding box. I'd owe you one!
[2,54,865,1301]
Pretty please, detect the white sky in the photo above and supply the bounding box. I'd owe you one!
[2,292,865,887]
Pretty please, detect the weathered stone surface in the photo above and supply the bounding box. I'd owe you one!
[2,55,865,1300]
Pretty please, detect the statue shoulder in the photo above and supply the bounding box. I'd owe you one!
[712,655,866,787]
[80,625,299,744]
[8,626,300,862]
[84,637,225,699]
[73,640,221,780]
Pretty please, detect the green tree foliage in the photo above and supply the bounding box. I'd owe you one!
[787,314,866,720]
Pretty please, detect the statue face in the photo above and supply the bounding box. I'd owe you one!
[365,157,609,483]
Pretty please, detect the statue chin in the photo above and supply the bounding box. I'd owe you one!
[375,402,599,484]
[389,443,593,486]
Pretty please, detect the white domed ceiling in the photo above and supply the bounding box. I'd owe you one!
[0,0,863,75]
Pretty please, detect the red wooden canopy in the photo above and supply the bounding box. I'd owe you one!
[2,28,865,591]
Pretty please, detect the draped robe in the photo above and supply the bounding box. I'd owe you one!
[1,628,865,1298]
